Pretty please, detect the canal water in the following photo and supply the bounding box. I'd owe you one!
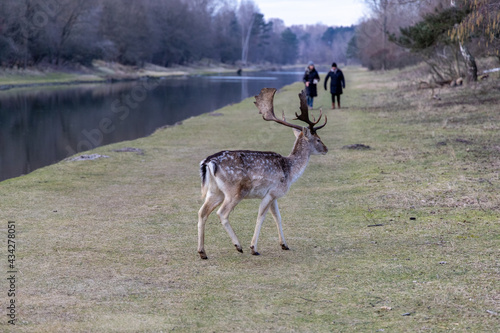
[0,71,303,182]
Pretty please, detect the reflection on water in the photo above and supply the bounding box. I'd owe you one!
[0,71,302,181]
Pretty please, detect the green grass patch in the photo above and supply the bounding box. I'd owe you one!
[0,67,498,332]
[0,71,103,86]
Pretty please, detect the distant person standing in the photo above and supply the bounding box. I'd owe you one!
[303,61,320,109]
[324,62,345,109]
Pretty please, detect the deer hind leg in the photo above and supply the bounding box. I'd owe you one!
[198,192,224,259]
[217,196,244,253]
[269,199,289,250]
[250,195,275,255]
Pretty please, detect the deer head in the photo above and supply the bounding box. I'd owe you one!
[254,88,328,155]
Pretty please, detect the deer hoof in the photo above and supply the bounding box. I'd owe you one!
[198,251,208,260]
[235,244,243,253]
[250,246,260,256]
[281,244,290,250]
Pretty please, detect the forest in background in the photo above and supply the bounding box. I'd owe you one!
[0,0,355,68]
[0,0,498,82]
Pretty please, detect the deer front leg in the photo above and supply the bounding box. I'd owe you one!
[198,193,223,259]
[250,195,274,255]
[217,197,244,254]
[269,199,289,250]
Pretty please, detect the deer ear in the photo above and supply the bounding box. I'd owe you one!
[293,128,302,138]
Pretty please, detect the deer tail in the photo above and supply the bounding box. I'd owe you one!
[200,158,218,199]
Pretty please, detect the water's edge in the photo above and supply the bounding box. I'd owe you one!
[1,71,303,182]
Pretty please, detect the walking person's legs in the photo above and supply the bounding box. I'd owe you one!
[332,94,341,109]
[307,95,313,108]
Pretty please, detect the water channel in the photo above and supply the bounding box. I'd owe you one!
[0,71,303,182]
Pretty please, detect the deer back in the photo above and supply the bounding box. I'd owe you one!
[201,150,292,199]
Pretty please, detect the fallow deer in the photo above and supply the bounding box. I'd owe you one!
[197,88,328,259]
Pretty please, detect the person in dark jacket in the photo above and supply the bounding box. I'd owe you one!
[303,61,320,108]
[324,62,345,109]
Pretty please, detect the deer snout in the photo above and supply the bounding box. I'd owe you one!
[317,140,328,154]
[312,144,328,155]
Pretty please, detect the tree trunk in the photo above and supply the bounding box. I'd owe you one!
[241,14,255,66]
[382,1,387,71]
[459,43,477,82]
[450,0,477,82]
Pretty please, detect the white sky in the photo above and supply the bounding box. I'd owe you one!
[252,0,369,27]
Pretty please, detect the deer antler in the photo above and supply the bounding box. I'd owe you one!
[295,90,327,133]
[254,88,327,133]
[254,88,302,131]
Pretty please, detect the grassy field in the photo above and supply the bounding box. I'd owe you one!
[1,67,498,332]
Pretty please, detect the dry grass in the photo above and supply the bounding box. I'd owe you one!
[0,61,250,88]
[0,67,499,332]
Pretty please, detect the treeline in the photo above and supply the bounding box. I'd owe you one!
[351,0,499,81]
[0,0,355,68]
[4,0,493,79]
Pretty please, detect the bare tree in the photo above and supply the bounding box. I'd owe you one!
[50,0,99,65]
[364,0,392,70]
[212,2,241,63]
[2,0,38,67]
[449,0,477,82]
[237,0,258,65]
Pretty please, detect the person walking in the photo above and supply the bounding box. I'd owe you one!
[324,62,345,109]
[303,61,320,109]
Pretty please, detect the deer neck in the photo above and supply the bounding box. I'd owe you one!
[287,135,311,183]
